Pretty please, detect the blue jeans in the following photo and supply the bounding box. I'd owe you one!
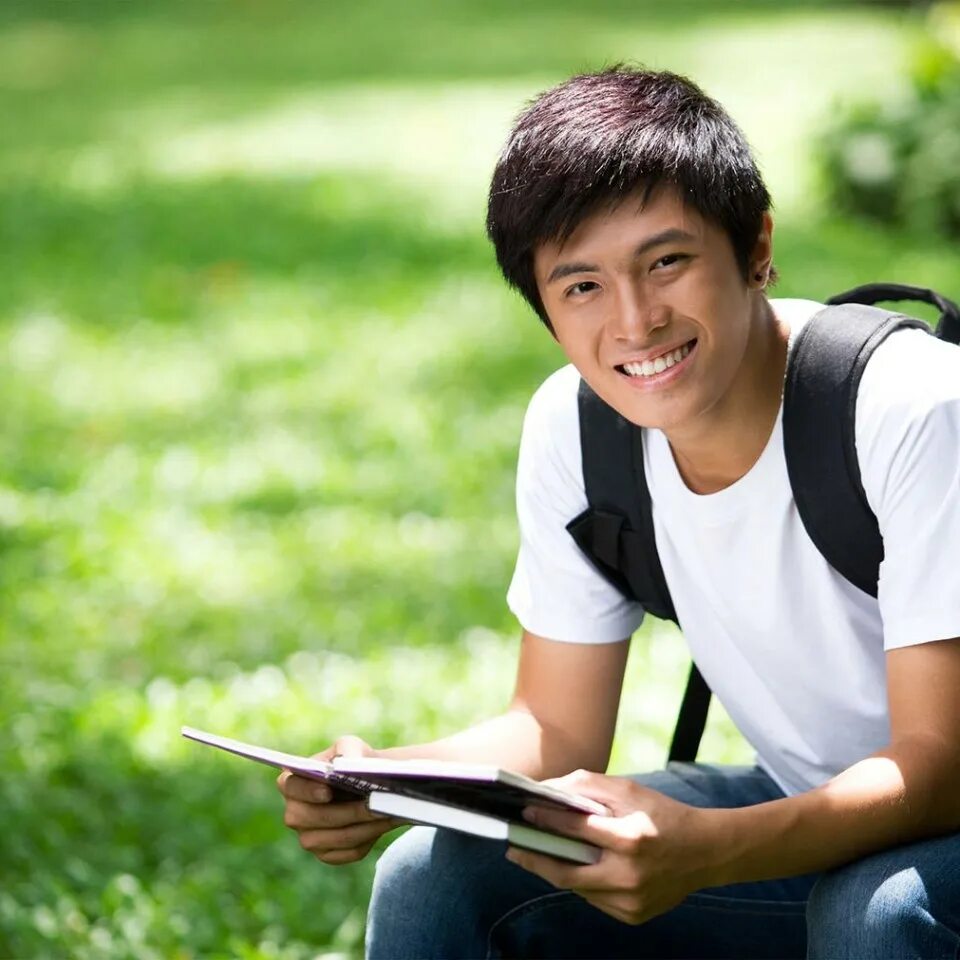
[366,762,960,959]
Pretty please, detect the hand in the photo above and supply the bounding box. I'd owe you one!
[505,769,719,925]
[276,735,402,865]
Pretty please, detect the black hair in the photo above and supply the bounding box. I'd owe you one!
[486,67,773,327]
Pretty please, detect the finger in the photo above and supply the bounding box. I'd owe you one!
[542,771,658,815]
[278,773,334,803]
[331,735,373,759]
[283,798,386,830]
[507,841,633,897]
[559,773,648,812]
[504,845,587,889]
[540,768,608,794]
[317,841,376,865]
[523,805,588,836]
[581,893,636,926]
[298,818,398,855]
[311,743,340,763]
[523,805,617,846]
[523,806,635,854]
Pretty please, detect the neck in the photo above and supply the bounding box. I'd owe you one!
[666,296,788,495]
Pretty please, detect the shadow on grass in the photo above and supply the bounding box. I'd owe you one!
[0,173,494,327]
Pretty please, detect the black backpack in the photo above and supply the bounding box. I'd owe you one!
[565,283,960,764]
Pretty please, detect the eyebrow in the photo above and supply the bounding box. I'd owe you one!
[545,228,698,284]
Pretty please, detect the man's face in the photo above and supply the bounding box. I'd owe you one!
[533,186,765,434]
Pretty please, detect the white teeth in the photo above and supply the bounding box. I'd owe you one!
[621,342,694,378]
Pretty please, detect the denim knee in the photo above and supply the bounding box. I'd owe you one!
[368,825,433,917]
[366,826,538,959]
[367,826,470,958]
[807,858,944,959]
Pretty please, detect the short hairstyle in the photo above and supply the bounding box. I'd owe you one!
[486,67,773,327]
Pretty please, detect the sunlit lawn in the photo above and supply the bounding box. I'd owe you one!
[2,2,958,957]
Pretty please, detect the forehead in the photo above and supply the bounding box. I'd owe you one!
[532,186,710,280]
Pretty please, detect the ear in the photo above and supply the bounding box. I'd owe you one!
[749,211,774,288]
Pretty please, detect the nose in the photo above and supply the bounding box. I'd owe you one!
[610,280,669,343]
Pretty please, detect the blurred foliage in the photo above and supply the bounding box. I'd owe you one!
[2,1,959,957]
[819,1,960,236]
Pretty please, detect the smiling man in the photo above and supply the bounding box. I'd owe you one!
[277,68,960,959]
[530,189,785,495]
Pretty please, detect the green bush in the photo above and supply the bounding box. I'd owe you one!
[819,2,960,237]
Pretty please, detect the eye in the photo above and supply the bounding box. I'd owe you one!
[565,280,600,298]
[652,253,688,270]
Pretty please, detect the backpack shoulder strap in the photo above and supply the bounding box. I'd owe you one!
[783,302,929,596]
[565,378,677,622]
[565,379,709,763]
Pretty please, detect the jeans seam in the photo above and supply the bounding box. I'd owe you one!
[486,890,578,959]
[484,889,808,955]
[684,892,808,911]
[679,901,808,917]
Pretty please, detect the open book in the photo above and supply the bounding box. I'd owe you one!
[180,726,373,796]
[181,726,605,861]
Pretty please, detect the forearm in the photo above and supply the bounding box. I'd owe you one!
[706,735,960,887]
[377,707,602,780]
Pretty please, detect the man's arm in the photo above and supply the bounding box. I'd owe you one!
[709,634,960,884]
[510,635,960,926]
[379,629,631,778]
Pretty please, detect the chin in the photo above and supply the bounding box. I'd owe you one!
[594,389,678,431]
[620,406,684,431]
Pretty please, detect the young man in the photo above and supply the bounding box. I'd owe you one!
[278,69,960,958]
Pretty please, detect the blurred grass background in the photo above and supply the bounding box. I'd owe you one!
[2,1,959,957]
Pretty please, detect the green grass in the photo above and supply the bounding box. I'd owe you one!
[2,1,958,957]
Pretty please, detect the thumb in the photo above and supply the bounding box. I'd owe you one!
[310,735,374,763]
[331,735,375,759]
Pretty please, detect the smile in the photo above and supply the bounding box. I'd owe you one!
[615,339,697,380]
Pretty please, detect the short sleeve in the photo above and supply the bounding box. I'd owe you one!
[506,365,644,643]
[856,328,960,650]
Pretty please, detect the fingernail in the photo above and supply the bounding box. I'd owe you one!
[522,806,538,824]
[313,786,331,802]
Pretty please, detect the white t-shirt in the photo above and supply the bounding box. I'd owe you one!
[507,298,960,797]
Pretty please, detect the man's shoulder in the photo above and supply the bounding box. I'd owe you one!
[523,363,582,437]
[777,296,960,426]
[860,324,960,413]
[853,324,960,474]
[854,322,960,515]
[516,364,586,500]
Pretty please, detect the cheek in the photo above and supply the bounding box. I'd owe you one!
[686,270,751,345]
[552,313,605,362]
[677,260,740,312]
